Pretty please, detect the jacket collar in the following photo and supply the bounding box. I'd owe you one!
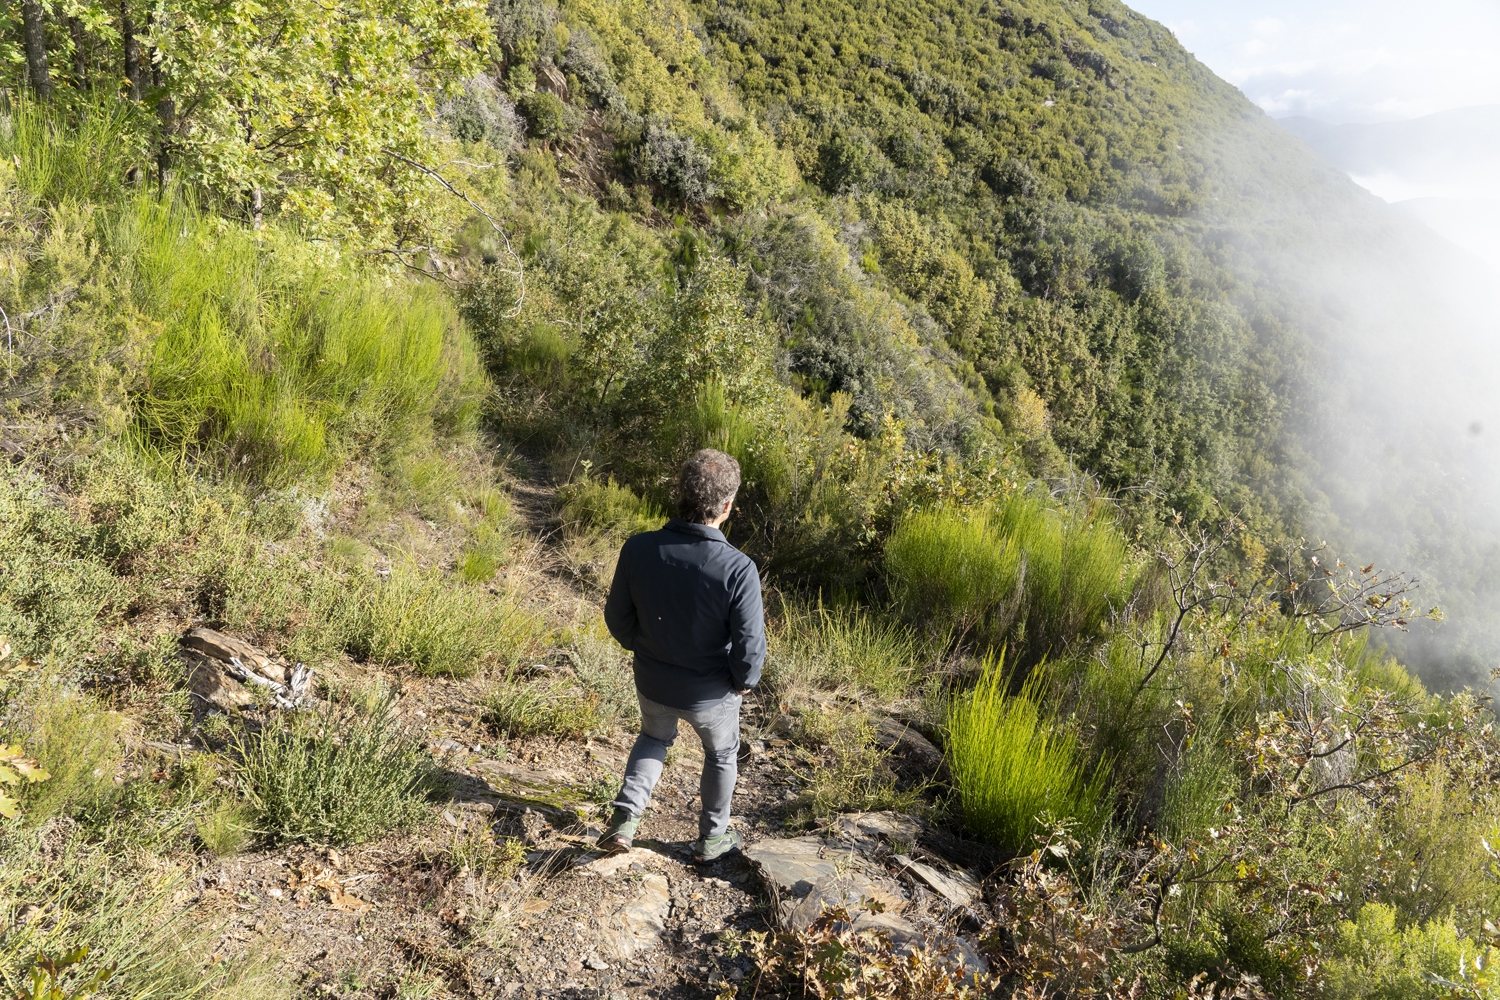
[664,518,727,542]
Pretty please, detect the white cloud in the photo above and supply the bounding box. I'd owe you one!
[1127,0,1500,123]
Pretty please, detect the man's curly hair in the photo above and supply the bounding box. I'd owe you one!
[678,449,741,523]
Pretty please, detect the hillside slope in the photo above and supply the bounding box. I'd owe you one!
[661,0,1496,680]
[5,0,1500,999]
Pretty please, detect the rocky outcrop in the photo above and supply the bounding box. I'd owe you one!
[743,811,989,974]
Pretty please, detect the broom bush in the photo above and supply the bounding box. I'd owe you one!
[945,652,1106,854]
[885,494,1136,666]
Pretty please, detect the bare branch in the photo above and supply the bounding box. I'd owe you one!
[382,148,526,316]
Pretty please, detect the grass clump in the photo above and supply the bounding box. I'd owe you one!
[351,570,539,677]
[459,487,515,583]
[195,798,255,856]
[767,603,925,702]
[946,654,1105,854]
[238,705,432,846]
[793,711,918,820]
[482,676,610,739]
[0,825,279,1000]
[5,683,124,822]
[134,204,485,484]
[886,494,1136,667]
[1158,712,1238,844]
[558,475,666,540]
[996,495,1136,667]
[885,506,1021,641]
[441,823,528,884]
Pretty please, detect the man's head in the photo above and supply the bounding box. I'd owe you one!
[678,448,741,525]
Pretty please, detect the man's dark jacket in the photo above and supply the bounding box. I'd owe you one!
[604,519,765,712]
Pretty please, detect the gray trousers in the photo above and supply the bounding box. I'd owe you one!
[612,690,741,839]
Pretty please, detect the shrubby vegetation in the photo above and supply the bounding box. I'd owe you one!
[947,656,1104,854]
[239,704,432,846]
[0,0,1496,995]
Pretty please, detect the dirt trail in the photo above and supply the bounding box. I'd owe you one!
[187,454,821,1000]
[184,452,992,998]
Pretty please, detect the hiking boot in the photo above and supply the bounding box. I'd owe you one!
[596,808,641,854]
[692,829,742,863]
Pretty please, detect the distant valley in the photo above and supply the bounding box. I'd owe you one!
[1279,105,1500,273]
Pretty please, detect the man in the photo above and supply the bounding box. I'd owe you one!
[598,448,765,862]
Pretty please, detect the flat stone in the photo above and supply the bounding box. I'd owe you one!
[182,650,254,711]
[599,873,670,961]
[785,873,908,930]
[744,837,845,897]
[873,719,948,780]
[857,912,989,976]
[577,848,663,876]
[894,854,981,909]
[828,811,924,852]
[180,627,290,685]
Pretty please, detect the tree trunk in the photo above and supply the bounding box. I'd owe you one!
[122,1,142,100]
[153,54,172,187]
[20,0,52,100]
[67,16,87,87]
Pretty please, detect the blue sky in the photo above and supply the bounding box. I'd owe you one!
[1126,0,1500,123]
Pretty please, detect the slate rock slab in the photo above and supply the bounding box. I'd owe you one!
[745,818,990,977]
[828,811,924,852]
[744,835,907,927]
[599,872,671,961]
[743,836,842,897]
[894,854,981,908]
[786,873,908,930]
[874,718,949,784]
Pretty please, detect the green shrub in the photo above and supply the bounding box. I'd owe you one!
[350,570,539,677]
[567,626,640,726]
[885,505,1021,643]
[0,95,150,206]
[482,676,610,739]
[8,684,124,822]
[946,654,1105,853]
[997,495,1135,666]
[793,710,918,820]
[1158,712,1237,844]
[0,826,280,1000]
[520,91,582,142]
[1346,765,1500,927]
[238,705,432,846]
[885,495,1135,666]
[194,798,255,856]
[558,475,666,540]
[440,823,528,884]
[0,472,129,665]
[766,603,925,702]
[1322,903,1500,1000]
[123,199,485,484]
[208,547,365,667]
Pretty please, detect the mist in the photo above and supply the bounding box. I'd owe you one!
[1279,106,1500,276]
[1202,112,1500,688]
[1299,221,1500,688]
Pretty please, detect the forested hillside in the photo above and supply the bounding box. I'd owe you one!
[1,0,1498,998]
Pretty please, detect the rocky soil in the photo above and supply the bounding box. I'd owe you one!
[174,468,997,999]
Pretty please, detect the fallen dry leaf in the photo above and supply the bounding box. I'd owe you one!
[288,863,372,913]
